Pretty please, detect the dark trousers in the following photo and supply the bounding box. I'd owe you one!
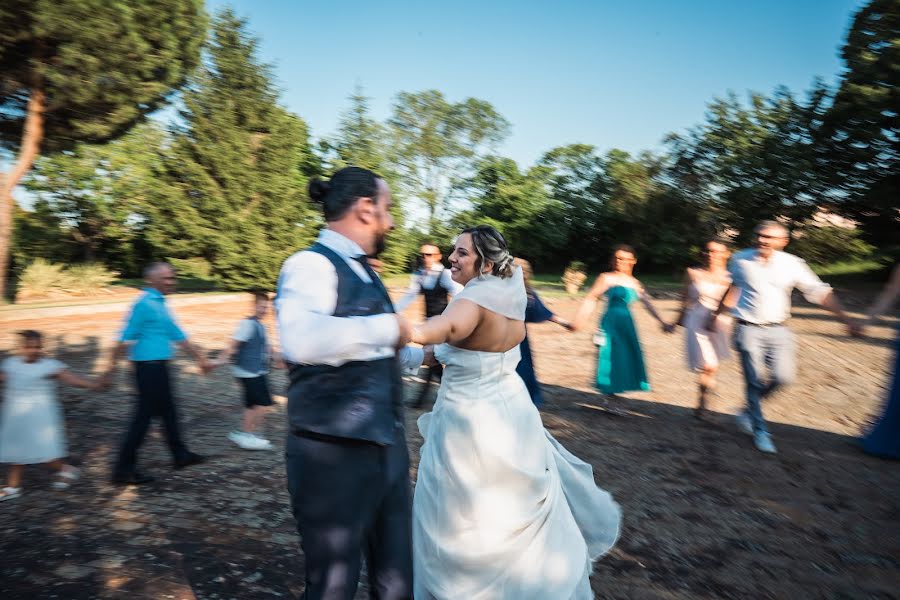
[285,428,413,600]
[415,364,443,404]
[114,361,189,475]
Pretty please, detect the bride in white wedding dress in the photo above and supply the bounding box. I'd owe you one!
[411,225,621,600]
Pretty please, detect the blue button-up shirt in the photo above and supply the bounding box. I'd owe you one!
[119,288,187,361]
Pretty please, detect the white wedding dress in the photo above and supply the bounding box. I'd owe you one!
[413,270,621,600]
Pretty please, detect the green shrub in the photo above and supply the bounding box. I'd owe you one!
[791,226,875,266]
[17,260,119,300]
[18,259,67,298]
[168,257,214,280]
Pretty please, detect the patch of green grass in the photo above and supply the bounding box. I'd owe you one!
[532,272,682,297]
[114,276,219,292]
[812,259,887,277]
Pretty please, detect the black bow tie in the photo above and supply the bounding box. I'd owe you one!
[353,255,394,312]
[353,255,381,280]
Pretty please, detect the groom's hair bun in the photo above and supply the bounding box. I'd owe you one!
[308,179,331,204]
[462,225,516,279]
[308,166,382,221]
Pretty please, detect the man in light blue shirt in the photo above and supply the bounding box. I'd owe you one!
[105,262,211,485]
[118,287,188,360]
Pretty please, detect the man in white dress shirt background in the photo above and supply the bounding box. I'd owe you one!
[711,220,861,455]
[395,242,463,407]
[275,166,428,600]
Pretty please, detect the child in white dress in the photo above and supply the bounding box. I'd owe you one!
[0,330,104,501]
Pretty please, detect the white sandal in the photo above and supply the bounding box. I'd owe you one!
[0,487,22,501]
[52,466,81,490]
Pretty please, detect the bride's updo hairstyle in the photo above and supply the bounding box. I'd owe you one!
[462,225,516,279]
[308,166,380,222]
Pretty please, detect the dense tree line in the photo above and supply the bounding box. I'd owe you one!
[6,1,896,294]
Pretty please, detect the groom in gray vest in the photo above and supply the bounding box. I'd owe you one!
[276,167,426,600]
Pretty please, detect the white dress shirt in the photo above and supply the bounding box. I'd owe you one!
[395,264,464,312]
[729,249,832,324]
[275,229,424,370]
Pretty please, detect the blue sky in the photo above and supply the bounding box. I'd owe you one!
[207,0,864,167]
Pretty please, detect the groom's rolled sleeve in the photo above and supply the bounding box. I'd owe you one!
[276,251,400,366]
[398,346,425,374]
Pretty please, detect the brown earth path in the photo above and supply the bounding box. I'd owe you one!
[0,290,897,599]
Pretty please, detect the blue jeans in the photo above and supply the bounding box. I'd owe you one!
[734,324,796,435]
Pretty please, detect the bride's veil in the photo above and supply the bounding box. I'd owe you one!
[450,266,527,320]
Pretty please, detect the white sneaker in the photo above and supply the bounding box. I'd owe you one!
[248,433,273,449]
[735,412,754,435]
[52,465,81,490]
[228,430,271,450]
[754,432,777,454]
[228,430,255,448]
[0,487,22,501]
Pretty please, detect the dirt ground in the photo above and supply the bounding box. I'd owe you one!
[0,289,897,599]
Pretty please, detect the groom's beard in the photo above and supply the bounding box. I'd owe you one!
[373,231,387,257]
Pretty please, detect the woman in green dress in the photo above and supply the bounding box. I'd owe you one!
[574,245,672,410]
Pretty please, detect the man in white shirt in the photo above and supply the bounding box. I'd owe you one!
[276,166,428,600]
[712,221,860,454]
[395,243,463,406]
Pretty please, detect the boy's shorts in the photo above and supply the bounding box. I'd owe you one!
[238,375,274,408]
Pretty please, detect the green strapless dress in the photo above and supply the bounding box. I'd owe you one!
[595,286,650,394]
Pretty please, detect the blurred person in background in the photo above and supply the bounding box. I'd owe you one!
[0,330,106,501]
[395,242,463,408]
[573,244,673,415]
[104,262,211,485]
[214,291,284,451]
[514,257,574,407]
[672,238,733,421]
[860,263,900,459]
[710,221,861,454]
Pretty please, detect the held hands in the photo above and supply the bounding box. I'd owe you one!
[198,358,215,375]
[95,371,114,392]
[557,319,576,332]
[395,314,413,348]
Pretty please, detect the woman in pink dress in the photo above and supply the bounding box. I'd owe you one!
[673,239,732,420]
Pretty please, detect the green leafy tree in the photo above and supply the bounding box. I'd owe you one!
[666,87,831,245]
[0,0,206,297]
[389,90,510,233]
[790,225,876,266]
[323,86,414,274]
[821,0,899,247]
[454,156,563,264]
[601,149,703,271]
[145,9,317,290]
[11,201,68,265]
[536,144,608,268]
[23,122,165,274]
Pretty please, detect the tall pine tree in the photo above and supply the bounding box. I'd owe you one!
[822,0,899,246]
[323,86,414,274]
[0,0,206,297]
[144,9,317,290]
